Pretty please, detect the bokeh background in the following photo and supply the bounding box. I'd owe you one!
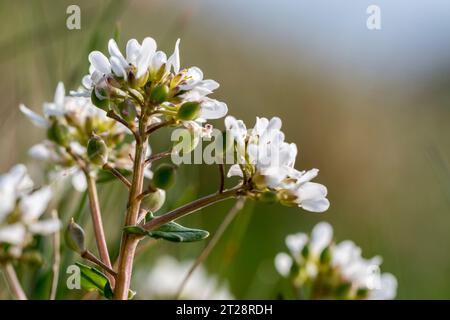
[1,0,450,299]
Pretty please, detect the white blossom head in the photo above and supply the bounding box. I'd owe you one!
[274,222,397,300]
[0,164,61,260]
[225,115,329,213]
[79,37,227,126]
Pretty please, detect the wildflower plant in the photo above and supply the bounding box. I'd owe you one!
[0,34,396,300]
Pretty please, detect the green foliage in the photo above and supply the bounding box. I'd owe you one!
[124,215,209,242]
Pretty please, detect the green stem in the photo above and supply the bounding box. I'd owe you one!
[143,187,241,231]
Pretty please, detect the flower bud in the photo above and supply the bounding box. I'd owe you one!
[87,134,108,166]
[151,164,176,190]
[320,246,332,264]
[150,84,169,104]
[65,218,86,254]
[91,89,110,111]
[259,191,278,203]
[141,188,166,212]
[118,99,137,122]
[47,121,70,146]
[177,102,201,121]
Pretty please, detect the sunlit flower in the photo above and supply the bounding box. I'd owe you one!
[135,256,234,300]
[78,37,227,125]
[274,222,397,300]
[0,164,60,258]
[225,116,329,213]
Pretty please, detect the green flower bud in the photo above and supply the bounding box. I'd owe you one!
[177,102,201,121]
[150,84,169,104]
[301,244,310,259]
[118,99,137,122]
[91,89,110,111]
[87,134,108,166]
[141,188,166,212]
[65,218,86,254]
[47,121,70,146]
[320,246,332,264]
[336,282,352,299]
[259,191,278,203]
[151,164,176,190]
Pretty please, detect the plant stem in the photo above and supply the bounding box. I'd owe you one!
[175,197,246,299]
[81,250,118,278]
[143,187,241,231]
[3,263,27,300]
[49,209,60,300]
[84,172,114,285]
[103,163,131,188]
[114,121,148,300]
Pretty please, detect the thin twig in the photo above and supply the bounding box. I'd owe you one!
[84,172,114,285]
[106,110,138,139]
[145,120,174,135]
[218,163,225,193]
[49,209,61,300]
[103,163,131,188]
[3,263,27,300]
[175,198,246,299]
[143,187,242,231]
[81,250,118,278]
[144,150,172,166]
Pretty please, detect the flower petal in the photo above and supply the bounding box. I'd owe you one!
[19,104,50,128]
[71,170,87,192]
[29,218,61,235]
[167,38,180,74]
[274,252,293,277]
[19,186,53,222]
[88,51,111,74]
[0,224,26,245]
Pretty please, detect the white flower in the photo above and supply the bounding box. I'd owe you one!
[275,222,397,299]
[136,256,234,300]
[225,116,329,213]
[0,165,61,257]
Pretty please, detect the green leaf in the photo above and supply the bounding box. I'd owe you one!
[124,216,209,243]
[76,262,135,300]
[148,221,209,242]
[76,262,108,295]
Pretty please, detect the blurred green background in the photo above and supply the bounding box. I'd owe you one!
[1,0,449,299]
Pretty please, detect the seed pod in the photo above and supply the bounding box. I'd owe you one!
[118,99,137,122]
[151,164,176,190]
[150,84,169,104]
[91,89,110,111]
[177,101,201,121]
[65,218,86,254]
[47,121,70,147]
[141,188,166,212]
[87,134,108,166]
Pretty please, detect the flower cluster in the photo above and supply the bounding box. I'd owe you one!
[225,116,329,212]
[274,222,397,299]
[0,165,60,260]
[136,256,234,300]
[20,82,144,191]
[77,37,227,138]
